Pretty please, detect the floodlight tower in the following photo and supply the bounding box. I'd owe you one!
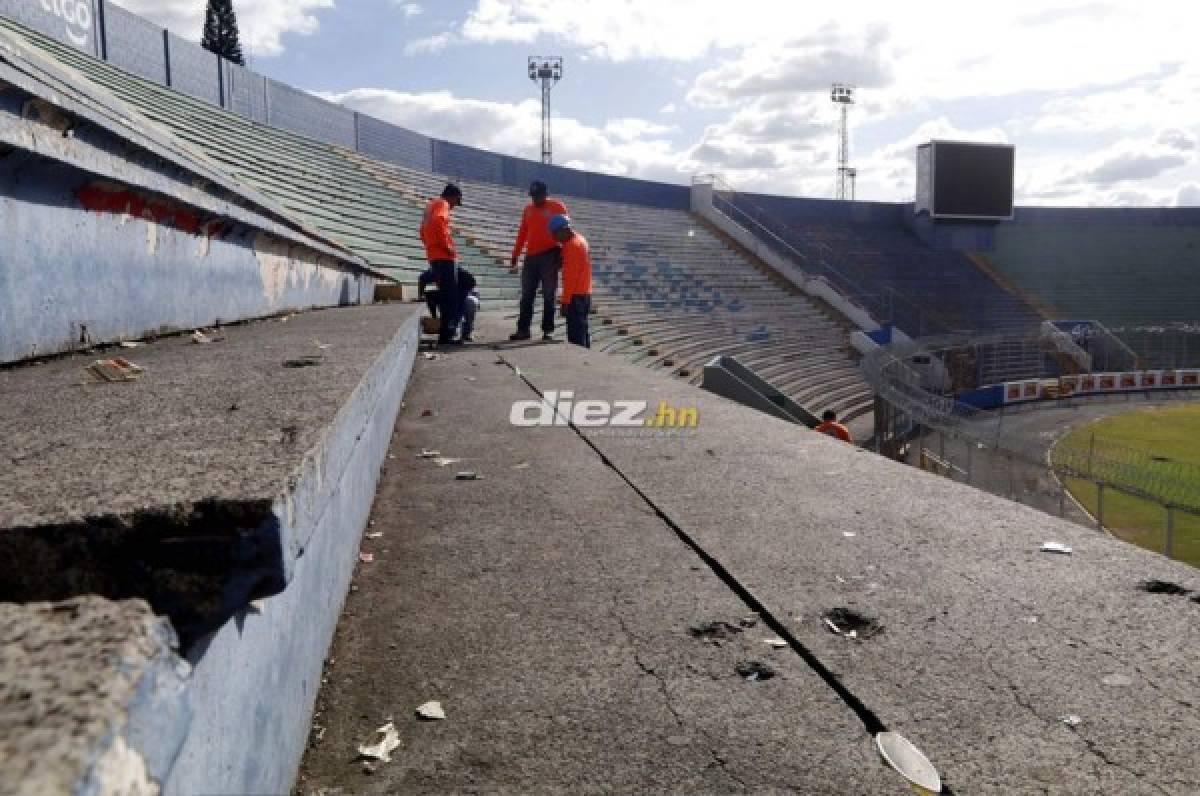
[831,83,856,200]
[528,56,563,165]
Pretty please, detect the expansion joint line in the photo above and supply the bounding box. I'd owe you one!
[497,355,888,737]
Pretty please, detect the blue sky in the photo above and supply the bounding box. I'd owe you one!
[114,1,1200,206]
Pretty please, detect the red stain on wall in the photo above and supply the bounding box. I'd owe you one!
[75,183,206,236]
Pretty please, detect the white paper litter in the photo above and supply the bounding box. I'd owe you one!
[763,638,788,649]
[1040,542,1073,555]
[1102,673,1133,687]
[842,532,856,538]
[357,722,401,762]
[1060,714,1083,727]
[432,457,462,467]
[416,701,446,721]
[366,532,384,539]
[418,449,442,458]
[118,341,143,349]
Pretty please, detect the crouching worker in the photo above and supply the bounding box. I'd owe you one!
[458,265,480,343]
[550,214,592,349]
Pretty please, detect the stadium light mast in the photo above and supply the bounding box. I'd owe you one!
[831,83,856,200]
[528,56,563,165]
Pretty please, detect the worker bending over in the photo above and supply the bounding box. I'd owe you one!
[420,183,464,346]
[550,214,592,349]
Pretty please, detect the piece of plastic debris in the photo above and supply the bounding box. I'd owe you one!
[118,341,143,349]
[422,352,440,361]
[835,576,847,584]
[87,358,144,382]
[763,638,788,649]
[822,608,883,640]
[1025,616,1039,624]
[1102,673,1133,687]
[1060,714,1083,727]
[1041,542,1073,555]
[842,532,857,538]
[456,471,482,481]
[366,532,384,539]
[416,701,446,721]
[876,732,941,794]
[192,330,214,344]
[512,462,532,470]
[432,457,462,468]
[418,449,442,459]
[357,722,401,762]
[359,553,375,563]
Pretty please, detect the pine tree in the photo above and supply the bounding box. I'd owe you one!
[202,0,245,66]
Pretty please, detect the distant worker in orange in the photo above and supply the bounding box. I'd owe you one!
[510,181,569,342]
[420,183,464,345]
[814,409,852,443]
[549,214,592,349]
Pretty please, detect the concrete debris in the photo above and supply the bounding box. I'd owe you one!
[734,661,776,682]
[87,358,144,382]
[357,722,401,763]
[456,472,482,481]
[1060,714,1083,727]
[416,701,446,721]
[875,732,941,794]
[1040,542,1073,555]
[822,608,883,640]
[359,553,375,564]
[688,621,743,641]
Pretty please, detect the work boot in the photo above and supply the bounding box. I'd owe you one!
[509,330,531,341]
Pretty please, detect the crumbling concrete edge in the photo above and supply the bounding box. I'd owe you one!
[156,311,419,796]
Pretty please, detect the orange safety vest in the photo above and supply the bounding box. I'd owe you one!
[420,197,457,262]
[560,233,593,304]
[512,199,568,259]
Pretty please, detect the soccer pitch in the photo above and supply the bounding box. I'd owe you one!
[1054,403,1200,567]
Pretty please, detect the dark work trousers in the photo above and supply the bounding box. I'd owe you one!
[565,294,591,348]
[430,260,460,342]
[516,248,561,334]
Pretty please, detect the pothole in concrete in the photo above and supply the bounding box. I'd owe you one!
[735,661,776,682]
[822,608,883,640]
[283,356,323,368]
[689,620,743,642]
[1140,579,1191,596]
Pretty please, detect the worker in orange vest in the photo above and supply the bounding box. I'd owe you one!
[814,409,852,443]
[549,214,592,349]
[420,183,463,345]
[510,181,569,342]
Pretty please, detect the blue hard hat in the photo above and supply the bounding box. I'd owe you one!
[548,214,571,234]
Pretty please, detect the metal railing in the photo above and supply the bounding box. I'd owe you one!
[695,173,964,338]
[863,330,1200,564]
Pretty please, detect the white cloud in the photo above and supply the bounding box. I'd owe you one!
[404,33,454,56]
[395,2,423,19]
[1176,183,1200,206]
[319,88,691,183]
[110,0,333,57]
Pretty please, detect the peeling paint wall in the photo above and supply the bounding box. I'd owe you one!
[0,124,372,364]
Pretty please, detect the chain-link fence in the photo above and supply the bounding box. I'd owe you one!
[863,332,1200,565]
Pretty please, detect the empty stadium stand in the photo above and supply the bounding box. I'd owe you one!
[716,191,1045,337]
[0,16,519,304]
[352,156,876,422]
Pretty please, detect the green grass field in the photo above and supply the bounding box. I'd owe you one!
[1053,404,1200,567]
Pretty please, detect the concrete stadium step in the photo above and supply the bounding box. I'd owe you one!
[0,305,420,795]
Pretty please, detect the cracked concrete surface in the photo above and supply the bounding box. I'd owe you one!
[497,324,1200,794]
[297,314,897,794]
